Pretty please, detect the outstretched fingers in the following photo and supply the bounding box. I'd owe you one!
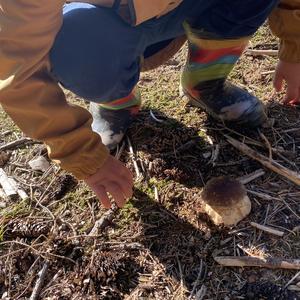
[93,184,112,209]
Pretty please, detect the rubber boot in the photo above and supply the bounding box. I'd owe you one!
[181,24,267,127]
[90,88,141,150]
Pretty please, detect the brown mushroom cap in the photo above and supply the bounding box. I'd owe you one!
[201,176,247,207]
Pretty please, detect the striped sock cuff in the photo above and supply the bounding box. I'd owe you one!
[183,23,250,86]
[100,88,141,110]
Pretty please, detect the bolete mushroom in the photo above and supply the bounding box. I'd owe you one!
[201,176,251,226]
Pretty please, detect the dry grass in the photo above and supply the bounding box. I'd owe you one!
[0,25,300,299]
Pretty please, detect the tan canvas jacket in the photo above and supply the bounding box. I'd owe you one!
[0,0,299,179]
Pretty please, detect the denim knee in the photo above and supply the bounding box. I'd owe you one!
[50,3,141,102]
[189,0,279,38]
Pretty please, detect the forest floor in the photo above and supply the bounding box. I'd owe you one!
[0,26,300,300]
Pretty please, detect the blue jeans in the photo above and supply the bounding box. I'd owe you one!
[50,0,278,102]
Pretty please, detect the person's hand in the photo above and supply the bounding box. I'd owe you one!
[85,155,133,208]
[273,60,300,105]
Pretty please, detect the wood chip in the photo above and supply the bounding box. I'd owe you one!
[29,156,50,172]
[0,168,28,200]
[0,168,18,198]
[250,222,284,237]
[214,256,300,270]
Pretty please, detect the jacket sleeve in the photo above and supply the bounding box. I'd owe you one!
[0,1,109,180]
[269,0,300,63]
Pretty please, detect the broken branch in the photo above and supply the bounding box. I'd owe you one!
[226,136,300,186]
[246,49,278,56]
[29,261,49,300]
[214,256,300,270]
[0,137,38,151]
[250,222,285,237]
[88,204,118,236]
[238,169,265,185]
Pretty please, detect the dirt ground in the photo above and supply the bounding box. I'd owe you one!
[1,26,300,299]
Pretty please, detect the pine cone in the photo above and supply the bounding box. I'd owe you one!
[89,250,127,286]
[5,218,52,238]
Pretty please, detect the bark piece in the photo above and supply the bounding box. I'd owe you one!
[29,156,50,172]
[0,168,18,198]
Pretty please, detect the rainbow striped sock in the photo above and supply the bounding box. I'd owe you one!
[182,26,249,98]
[100,88,141,111]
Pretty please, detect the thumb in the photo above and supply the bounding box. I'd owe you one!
[273,70,284,92]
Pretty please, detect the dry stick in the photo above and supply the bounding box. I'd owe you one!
[250,222,285,237]
[246,49,278,56]
[150,110,165,123]
[0,130,12,137]
[226,135,300,186]
[284,271,300,289]
[29,261,49,300]
[88,204,118,236]
[214,256,300,270]
[258,130,273,160]
[247,190,280,201]
[188,260,203,300]
[0,137,37,151]
[115,140,126,160]
[261,70,275,75]
[238,169,265,185]
[127,136,141,179]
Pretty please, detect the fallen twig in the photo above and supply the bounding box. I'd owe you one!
[188,260,204,300]
[126,136,142,179]
[214,256,300,270]
[238,169,265,185]
[88,204,118,236]
[284,271,300,289]
[115,140,126,160]
[246,49,278,56]
[0,137,38,151]
[250,222,285,237]
[29,261,49,300]
[150,110,165,123]
[226,135,300,186]
[0,130,12,137]
[261,70,275,75]
[97,242,144,251]
[247,190,280,201]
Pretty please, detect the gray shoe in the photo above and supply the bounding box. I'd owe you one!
[181,79,267,128]
[90,102,140,150]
